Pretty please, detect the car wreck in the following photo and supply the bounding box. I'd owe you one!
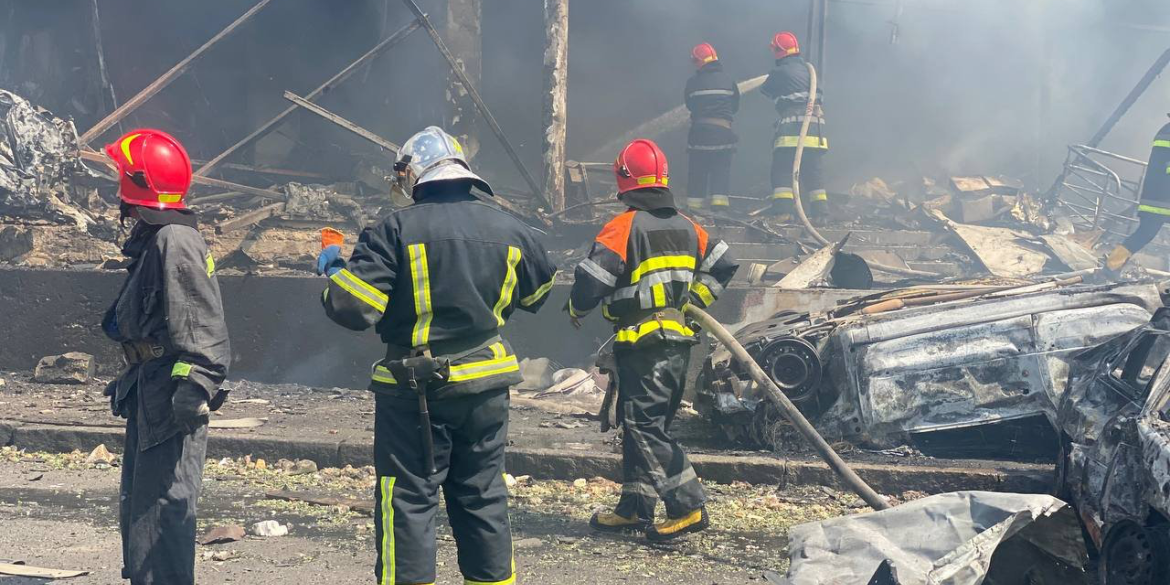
[697,281,1165,458]
[1053,306,1170,583]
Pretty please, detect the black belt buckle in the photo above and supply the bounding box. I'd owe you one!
[384,354,450,476]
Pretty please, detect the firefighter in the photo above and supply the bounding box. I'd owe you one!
[567,139,738,540]
[684,42,740,211]
[1106,118,1170,270]
[100,129,231,585]
[760,32,829,219]
[317,126,557,584]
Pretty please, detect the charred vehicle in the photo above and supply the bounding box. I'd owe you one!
[1054,307,1170,585]
[697,282,1163,458]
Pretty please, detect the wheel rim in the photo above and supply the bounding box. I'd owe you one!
[1104,523,1156,585]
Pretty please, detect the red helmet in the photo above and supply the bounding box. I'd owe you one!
[691,43,718,69]
[614,139,669,194]
[771,32,800,59]
[104,129,193,209]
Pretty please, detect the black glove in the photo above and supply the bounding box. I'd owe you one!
[172,381,210,434]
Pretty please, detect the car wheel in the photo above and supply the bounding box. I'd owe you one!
[1098,521,1170,585]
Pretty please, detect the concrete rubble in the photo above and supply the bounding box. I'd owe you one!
[33,351,94,384]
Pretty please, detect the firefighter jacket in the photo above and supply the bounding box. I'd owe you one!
[760,55,827,150]
[321,184,558,399]
[102,211,231,450]
[685,60,740,150]
[568,187,739,348]
[1138,122,1170,217]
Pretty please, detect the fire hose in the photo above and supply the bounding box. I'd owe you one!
[790,62,935,280]
[683,304,891,510]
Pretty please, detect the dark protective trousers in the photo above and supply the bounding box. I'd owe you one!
[120,397,208,585]
[613,343,707,521]
[687,148,734,206]
[771,147,828,217]
[373,388,513,585]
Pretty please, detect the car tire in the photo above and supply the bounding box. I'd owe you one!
[1098,520,1170,585]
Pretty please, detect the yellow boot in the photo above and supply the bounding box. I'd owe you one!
[1106,244,1132,271]
[590,510,650,533]
[645,507,709,542]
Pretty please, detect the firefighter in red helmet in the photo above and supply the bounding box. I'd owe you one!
[684,42,740,210]
[568,139,738,540]
[101,129,231,585]
[761,32,830,219]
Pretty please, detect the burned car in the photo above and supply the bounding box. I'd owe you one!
[1054,307,1170,584]
[697,282,1163,458]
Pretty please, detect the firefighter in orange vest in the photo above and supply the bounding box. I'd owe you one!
[567,139,739,540]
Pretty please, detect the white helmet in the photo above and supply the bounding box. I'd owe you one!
[392,126,493,198]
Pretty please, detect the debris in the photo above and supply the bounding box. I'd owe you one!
[199,524,246,545]
[231,398,270,405]
[774,234,850,289]
[775,491,1087,585]
[849,177,899,204]
[1037,234,1098,271]
[514,538,544,549]
[254,458,267,470]
[289,459,318,475]
[264,491,374,516]
[250,520,289,537]
[0,562,90,579]
[572,478,588,488]
[517,357,556,391]
[33,352,95,385]
[201,550,239,562]
[208,417,267,429]
[504,473,518,488]
[83,444,115,466]
[928,209,1049,277]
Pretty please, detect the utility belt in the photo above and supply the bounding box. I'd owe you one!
[613,307,698,348]
[693,117,732,129]
[122,341,171,365]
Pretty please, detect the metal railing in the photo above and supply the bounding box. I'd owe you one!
[1049,144,1147,239]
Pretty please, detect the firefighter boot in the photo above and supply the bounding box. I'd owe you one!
[590,510,650,533]
[646,507,709,542]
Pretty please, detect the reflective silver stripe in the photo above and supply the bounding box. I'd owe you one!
[660,466,699,492]
[688,143,737,151]
[624,401,668,484]
[610,269,694,302]
[699,240,728,273]
[779,115,825,124]
[578,258,618,287]
[775,91,810,103]
[687,89,735,98]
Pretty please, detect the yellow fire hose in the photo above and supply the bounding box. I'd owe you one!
[684,304,891,510]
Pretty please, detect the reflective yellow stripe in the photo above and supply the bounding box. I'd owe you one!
[651,283,666,307]
[1139,204,1170,216]
[205,252,215,277]
[493,246,522,326]
[120,133,141,165]
[810,190,828,202]
[567,298,587,318]
[602,304,617,322]
[520,270,558,307]
[372,352,520,385]
[408,244,433,347]
[615,319,695,344]
[690,281,715,306]
[380,477,396,584]
[629,255,696,283]
[774,135,828,149]
[157,193,182,203]
[330,269,388,313]
[636,175,668,186]
[465,575,516,585]
[171,362,193,378]
[1153,139,1170,148]
[771,189,795,200]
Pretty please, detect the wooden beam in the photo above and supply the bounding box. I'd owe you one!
[400,0,550,210]
[195,16,422,177]
[216,202,285,234]
[78,0,274,144]
[541,0,569,213]
[444,0,482,157]
[283,91,400,153]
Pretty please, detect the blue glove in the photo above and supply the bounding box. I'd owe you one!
[316,245,345,276]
